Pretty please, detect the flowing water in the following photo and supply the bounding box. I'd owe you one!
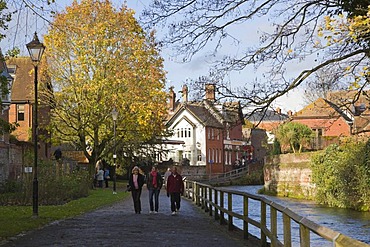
[219,185,370,247]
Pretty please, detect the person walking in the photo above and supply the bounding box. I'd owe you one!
[104,167,110,188]
[128,166,145,214]
[163,167,171,188]
[147,165,163,214]
[166,166,184,216]
[96,167,104,188]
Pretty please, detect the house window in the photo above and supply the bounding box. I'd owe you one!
[17,104,25,121]
[217,129,220,140]
[207,128,210,139]
[188,128,191,138]
[197,150,202,161]
[211,128,214,139]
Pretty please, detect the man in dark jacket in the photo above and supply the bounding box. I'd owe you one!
[166,166,184,215]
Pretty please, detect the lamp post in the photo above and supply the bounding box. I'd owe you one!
[111,108,118,194]
[26,32,45,217]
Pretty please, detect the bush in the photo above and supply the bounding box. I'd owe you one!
[0,160,91,206]
[311,140,370,211]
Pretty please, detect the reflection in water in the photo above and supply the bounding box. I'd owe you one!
[219,185,370,246]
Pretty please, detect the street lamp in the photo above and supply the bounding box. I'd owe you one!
[26,32,45,217]
[111,107,118,194]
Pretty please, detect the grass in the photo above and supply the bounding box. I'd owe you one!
[0,181,129,241]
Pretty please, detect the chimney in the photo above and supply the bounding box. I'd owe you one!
[205,84,215,101]
[287,110,293,116]
[168,86,176,111]
[182,84,188,102]
[276,107,281,114]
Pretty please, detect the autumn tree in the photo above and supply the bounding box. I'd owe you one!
[41,0,168,167]
[275,122,313,153]
[142,0,370,117]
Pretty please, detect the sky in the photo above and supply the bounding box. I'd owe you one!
[1,0,306,113]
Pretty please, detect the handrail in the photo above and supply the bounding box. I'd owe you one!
[183,180,370,247]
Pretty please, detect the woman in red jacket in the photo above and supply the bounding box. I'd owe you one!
[166,166,184,215]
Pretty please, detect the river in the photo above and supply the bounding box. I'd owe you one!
[219,185,370,247]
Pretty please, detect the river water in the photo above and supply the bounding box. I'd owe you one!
[219,185,370,247]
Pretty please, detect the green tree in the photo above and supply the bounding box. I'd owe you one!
[275,122,313,153]
[41,0,168,167]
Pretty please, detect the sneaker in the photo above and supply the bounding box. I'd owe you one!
[171,211,176,216]
[154,211,158,214]
[149,211,154,214]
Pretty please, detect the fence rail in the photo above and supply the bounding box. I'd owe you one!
[183,180,369,247]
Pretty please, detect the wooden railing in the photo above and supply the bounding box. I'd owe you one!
[207,166,249,182]
[183,180,370,247]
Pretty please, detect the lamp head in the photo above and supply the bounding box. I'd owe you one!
[26,32,45,64]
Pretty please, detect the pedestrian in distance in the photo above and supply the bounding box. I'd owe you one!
[96,167,104,188]
[163,167,171,188]
[128,166,145,214]
[166,166,184,216]
[147,165,163,214]
[53,147,62,164]
[104,167,110,188]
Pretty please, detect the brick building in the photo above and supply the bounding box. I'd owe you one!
[6,57,52,160]
[162,84,246,175]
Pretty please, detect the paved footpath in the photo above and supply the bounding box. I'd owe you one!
[1,187,260,247]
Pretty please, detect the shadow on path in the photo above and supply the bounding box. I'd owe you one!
[2,187,259,247]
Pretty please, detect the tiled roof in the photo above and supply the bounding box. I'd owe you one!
[247,109,289,122]
[293,98,348,119]
[166,100,243,128]
[186,102,223,128]
[6,57,34,102]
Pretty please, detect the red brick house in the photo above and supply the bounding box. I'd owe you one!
[291,91,370,149]
[163,84,246,175]
[6,57,52,160]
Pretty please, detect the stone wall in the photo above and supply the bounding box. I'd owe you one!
[263,152,317,199]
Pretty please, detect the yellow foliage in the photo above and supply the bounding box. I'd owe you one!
[42,0,168,160]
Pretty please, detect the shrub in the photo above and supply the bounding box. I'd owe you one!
[311,140,370,211]
[0,160,91,206]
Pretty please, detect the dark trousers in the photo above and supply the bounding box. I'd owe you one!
[170,192,181,212]
[98,180,103,188]
[131,189,142,213]
[149,188,161,212]
[104,178,109,188]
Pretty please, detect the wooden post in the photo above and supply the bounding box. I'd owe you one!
[209,187,213,216]
[271,207,277,246]
[261,202,267,247]
[214,189,219,220]
[283,214,292,247]
[228,193,233,231]
[300,224,310,247]
[196,183,200,206]
[243,195,249,239]
[203,186,207,211]
[220,191,225,225]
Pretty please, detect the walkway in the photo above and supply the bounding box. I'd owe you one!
[1,187,259,247]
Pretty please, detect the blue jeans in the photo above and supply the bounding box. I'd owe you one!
[148,188,161,212]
